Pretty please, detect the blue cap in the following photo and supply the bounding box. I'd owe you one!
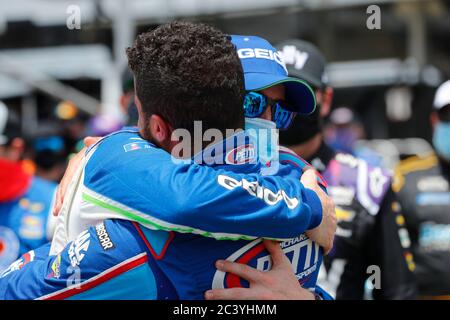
[231,35,316,115]
[33,136,65,153]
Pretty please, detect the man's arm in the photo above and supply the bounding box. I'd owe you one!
[278,145,336,254]
[0,219,161,300]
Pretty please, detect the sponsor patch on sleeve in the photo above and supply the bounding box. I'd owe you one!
[225,144,256,165]
[123,142,152,152]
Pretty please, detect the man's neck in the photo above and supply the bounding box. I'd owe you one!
[288,133,323,160]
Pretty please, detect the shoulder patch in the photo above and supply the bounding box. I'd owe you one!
[327,153,391,215]
[393,154,438,192]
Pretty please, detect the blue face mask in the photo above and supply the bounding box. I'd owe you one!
[245,117,279,169]
[327,127,359,154]
[433,121,450,161]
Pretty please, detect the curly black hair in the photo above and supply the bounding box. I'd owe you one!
[126,21,245,136]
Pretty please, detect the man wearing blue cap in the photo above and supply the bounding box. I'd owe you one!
[232,35,315,115]
[217,39,417,300]
[230,36,317,172]
[206,35,335,299]
[231,34,335,249]
[229,35,327,182]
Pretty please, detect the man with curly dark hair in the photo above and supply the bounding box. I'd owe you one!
[127,21,245,139]
[0,21,332,300]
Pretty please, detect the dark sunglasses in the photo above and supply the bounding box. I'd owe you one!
[438,107,450,122]
[243,91,296,130]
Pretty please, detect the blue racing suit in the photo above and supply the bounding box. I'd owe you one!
[0,128,330,299]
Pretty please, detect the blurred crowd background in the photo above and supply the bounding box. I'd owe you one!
[0,0,449,182]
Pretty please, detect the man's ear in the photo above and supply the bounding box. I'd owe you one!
[134,95,170,144]
[149,114,173,146]
[320,86,334,118]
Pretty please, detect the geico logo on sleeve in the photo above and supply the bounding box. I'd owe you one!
[217,174,299,209]
[95,222,115,251]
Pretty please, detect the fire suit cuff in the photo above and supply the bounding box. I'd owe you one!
[304,188,323,229]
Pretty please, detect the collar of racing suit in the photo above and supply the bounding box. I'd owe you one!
[0,158,32,203]
[306,142,336,173]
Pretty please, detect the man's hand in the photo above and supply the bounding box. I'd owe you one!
[204,240,315,300]
[52,136,101,216]
[301,169,337,255]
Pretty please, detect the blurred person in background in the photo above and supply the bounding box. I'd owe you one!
[121,67,138,126]
[0,101,57,273]
[86,113,124,138]
[33,136,67,183]
[84,69,132,138]
[31,123,68,183]
[55,101,90,156]
[324,106,364,154]
[275,39,417,299]
[324,106,383,167]
[393,80,450,299]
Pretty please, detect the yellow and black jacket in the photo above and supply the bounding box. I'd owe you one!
[393,153,450,298]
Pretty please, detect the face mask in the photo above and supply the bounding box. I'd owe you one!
[433,121,450,161]
[245,117,279,166]
[327,127,359,154]
[279,106,322,146]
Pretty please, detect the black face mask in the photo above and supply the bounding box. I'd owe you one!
[279,105,322,146]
